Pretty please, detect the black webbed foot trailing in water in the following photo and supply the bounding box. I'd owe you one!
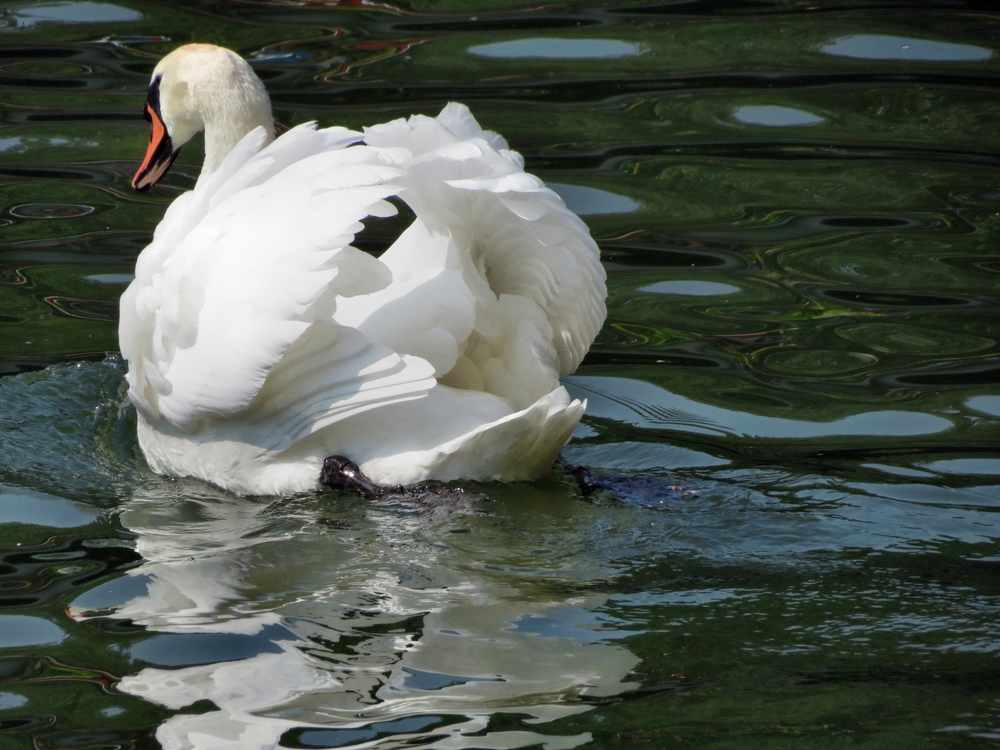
[556,455,696,507]
[320,456,404,499]
[319,456,488,514]
[555,455,602,496]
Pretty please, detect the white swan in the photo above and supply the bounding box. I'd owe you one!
[121,44,606,495]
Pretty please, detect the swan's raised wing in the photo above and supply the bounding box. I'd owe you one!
[120,132,432,432]
[358,104,605,420]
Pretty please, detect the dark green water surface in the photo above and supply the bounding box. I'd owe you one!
[1,1,999,748]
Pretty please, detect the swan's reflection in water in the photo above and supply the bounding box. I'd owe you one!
[71,487,638,750]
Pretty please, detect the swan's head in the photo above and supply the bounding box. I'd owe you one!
[133,44,274,192]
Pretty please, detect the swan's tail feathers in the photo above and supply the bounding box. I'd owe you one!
[358,386,586,486]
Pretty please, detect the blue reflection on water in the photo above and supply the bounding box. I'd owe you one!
[401,667,500,691]
[469,38,644,59]
[293,716,452,749]
[85,273,135,285]
[640,280,740,296]
[250,50,311,64]
[0,615,66,648]
[0,485,100,528]
[71,572,153,614]
[733,105,824,127]
[128,624,295,667]
[966,395,1000,417]
[2,2,142,28]
[549,183,642,215]
[922,458,1000,476]
[821,34,993,61]
[567,376,953,439]
[506,608,629,643]
[0,692,28,710]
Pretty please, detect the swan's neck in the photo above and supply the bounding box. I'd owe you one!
[200,74,275,171]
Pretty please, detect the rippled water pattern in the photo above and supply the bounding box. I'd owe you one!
[1,1,1000,748]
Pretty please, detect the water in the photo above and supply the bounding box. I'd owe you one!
[1,1,999,748]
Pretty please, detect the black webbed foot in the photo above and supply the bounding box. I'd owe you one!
[556,455,696,507]
[320,456,404,499]
[319,456,489,514]
[555,455,602,496]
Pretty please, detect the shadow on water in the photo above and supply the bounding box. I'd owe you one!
[1,0,1000,748]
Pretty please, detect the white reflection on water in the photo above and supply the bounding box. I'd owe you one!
[469,38,644,59]
[821,34,993,61]
[565,376,953,439]
[72,490,638,750]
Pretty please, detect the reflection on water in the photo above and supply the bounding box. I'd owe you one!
[568,375,954,439]
[1,2,142,29]
[468,38,644,59]
[84,273,134,285]
[732,104,824,127]
[548,183,642,215]
[0,616,67,648]
[63,436,637,749]
[0,485,100,527]
[922,458,1000,477]
[1,0,1000,748]
[821,34,994,62]
[8,203,95,219]
[639,280,740,296]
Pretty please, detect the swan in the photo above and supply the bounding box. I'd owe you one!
[121,43,606,496]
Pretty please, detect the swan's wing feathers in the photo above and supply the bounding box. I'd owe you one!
[334,220,478,378]
[250,323,436,452]
[384,126,606,378]
[364,102,510,157]
[207,123,364,211]
[133,148,407,429]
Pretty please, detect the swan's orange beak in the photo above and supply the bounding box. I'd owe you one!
[133,89,178,192]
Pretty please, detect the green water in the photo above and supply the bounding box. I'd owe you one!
[1,1,999,748]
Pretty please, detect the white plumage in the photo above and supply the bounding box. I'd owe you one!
[121,44,606,495]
